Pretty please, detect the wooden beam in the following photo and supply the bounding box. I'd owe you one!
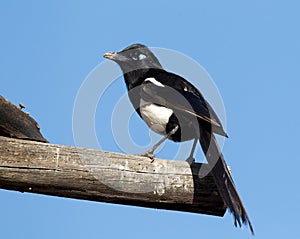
[0,136,226,216]
[0,96,48,142]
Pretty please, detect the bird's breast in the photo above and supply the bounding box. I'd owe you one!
[140,99,173,135]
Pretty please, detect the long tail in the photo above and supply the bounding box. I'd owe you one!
[199,128,254,235]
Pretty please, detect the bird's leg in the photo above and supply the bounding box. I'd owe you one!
[186,138,198,165]
[139,125,179,161]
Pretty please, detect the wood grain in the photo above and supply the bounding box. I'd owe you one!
[0,136,226,216]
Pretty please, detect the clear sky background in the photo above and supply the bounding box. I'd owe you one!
[1,1,300,238]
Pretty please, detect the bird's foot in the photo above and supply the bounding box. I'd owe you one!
[137,152,155,162]
[186,156,195,165]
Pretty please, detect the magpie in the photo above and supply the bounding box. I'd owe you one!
[103,43,254,234]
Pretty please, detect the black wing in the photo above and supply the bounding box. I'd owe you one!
[141,70,228,137]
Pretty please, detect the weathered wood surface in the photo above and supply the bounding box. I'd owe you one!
[0,96,48,142]
[0,136,226,216]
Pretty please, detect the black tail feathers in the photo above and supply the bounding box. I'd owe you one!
[198,128,254,235]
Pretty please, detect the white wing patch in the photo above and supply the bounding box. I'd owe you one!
[145,77,165,87]
[140,99,173,135]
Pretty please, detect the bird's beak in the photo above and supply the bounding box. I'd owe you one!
[103,52,117,60]
[103,52,127,61]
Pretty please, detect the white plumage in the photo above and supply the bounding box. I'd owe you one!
[144,77,165,87]
[140,99,173,135]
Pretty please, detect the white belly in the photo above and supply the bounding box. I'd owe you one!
[140,100,173,135]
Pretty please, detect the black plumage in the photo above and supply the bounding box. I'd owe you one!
[104,43,254,234]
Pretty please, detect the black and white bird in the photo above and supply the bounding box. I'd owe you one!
[103,43,254,234]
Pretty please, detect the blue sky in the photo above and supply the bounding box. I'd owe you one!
[1,0,300,238]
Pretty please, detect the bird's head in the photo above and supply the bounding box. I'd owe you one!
[103,43,163,73]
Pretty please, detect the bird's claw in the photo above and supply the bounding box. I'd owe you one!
[137,152,155,162]
[186,156,195,165]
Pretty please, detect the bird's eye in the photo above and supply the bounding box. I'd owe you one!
[139,54,146,60]
[130,53,146,61]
